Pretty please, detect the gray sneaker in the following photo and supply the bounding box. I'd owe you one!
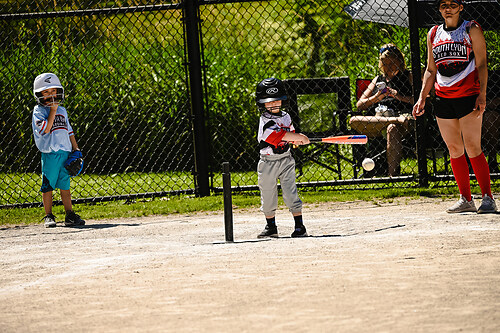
[446,195,477,213]
[477,195,497,214]
[44,213,57,228]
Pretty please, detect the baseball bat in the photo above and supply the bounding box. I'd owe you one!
[308,135,367,145]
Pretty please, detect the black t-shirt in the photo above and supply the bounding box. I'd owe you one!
[368,69,413,115]
[488,70,500,113]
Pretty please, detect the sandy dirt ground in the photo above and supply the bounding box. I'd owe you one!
[0,197,499,333]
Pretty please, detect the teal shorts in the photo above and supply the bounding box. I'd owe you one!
[41,151,71,193]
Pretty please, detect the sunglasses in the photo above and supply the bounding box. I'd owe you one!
[439,3,460,10]
[438,0,462,7]
[379,45,398,54]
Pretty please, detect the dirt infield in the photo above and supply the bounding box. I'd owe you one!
[1,197,499,332]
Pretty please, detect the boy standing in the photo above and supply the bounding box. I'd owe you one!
[32,73,85,227]
[256,78,309,238]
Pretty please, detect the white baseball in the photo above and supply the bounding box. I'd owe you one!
[362,158,375,171]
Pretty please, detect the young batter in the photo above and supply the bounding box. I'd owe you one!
[32,73,86,227]
[255,78,310,238]
[413,0,497,213]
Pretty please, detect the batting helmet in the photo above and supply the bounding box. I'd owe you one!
[255,77,288,116]
[33,73,65,105]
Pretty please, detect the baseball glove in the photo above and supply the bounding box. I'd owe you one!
[64,149,84,177]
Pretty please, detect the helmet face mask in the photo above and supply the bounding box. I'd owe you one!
[33,73,65,106]
[35,88,64,106]
[256,77,289,117]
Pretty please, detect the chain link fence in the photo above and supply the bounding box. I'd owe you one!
[1,0,499,208]
[412,0,500,186]
[1,1,194,207]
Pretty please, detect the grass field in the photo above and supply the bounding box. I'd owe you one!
[3,184,499,227]
[0,152,457,207]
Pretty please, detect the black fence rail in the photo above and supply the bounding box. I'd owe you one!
[1,0,499,208]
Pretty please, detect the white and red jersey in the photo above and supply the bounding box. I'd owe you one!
[258,112,295,155]
[430,20,481,98]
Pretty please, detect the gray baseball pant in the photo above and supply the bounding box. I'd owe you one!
[258,152,302,217]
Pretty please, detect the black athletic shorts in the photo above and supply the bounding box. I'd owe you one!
[434,94,478,119]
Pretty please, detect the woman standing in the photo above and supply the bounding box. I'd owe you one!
[413,0,497,213]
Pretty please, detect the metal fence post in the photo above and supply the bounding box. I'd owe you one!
[408,0,429,187]
[184,0,210,197]
[222,162,234,242]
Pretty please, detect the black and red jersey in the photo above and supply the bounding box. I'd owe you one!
[430,20,481,98]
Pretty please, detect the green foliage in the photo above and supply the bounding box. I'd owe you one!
[485,31,500,71]
[1,15,192,173]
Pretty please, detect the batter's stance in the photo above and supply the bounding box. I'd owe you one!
[256,78,310,238]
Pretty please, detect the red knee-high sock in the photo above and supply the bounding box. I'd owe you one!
[450,154,471,201]
[469,152,492,198]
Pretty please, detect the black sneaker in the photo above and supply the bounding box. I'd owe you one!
[65,211,86,227]
[257,225,278,238]
[43,214,57,228]
[291,225,308,238]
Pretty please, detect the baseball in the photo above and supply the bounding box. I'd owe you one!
[362,158,375,171]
